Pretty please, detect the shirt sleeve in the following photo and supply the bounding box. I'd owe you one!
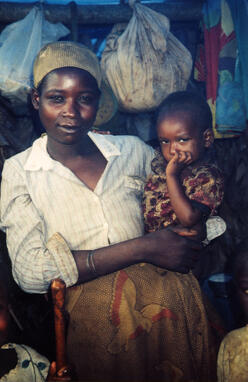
[0,160,78,294]
[140,140,156,178]
[183,165,224,215]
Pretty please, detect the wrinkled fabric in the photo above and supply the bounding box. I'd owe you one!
[142,151,224,233]
[0,343,49,382]
[226,0,248,120]
[194,0,246,138]
[101,2,192,113]
[0,133,154,293]
[66,264,223,382]
[66,150,224,381]
[217,325,248,382]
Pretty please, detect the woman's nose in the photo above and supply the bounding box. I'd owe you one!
[63,99,78,117]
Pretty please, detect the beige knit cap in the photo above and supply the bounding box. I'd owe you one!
[33,41,117,127]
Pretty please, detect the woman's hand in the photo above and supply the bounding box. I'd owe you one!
[143,228,202,273]
[167,221,207,241]
[73,227,203,284]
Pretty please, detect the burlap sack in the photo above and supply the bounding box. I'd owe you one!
[101,0,192,113]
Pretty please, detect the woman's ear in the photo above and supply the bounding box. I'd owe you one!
[203,128,214,148]
[31,88,40,110]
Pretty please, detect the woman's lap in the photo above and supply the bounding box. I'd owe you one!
[66,264,222,381]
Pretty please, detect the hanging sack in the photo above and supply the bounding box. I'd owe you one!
[0,5,69,114]
[101,0,192,113]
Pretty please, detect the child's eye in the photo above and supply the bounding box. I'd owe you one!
[178,138,190,143]
[159,139,169,145]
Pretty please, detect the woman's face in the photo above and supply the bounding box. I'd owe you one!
[32,67,100,146]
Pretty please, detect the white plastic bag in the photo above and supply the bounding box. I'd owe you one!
[0,6,69,113]
[101,0,192,113]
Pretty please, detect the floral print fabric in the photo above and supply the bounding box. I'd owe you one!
[0,343,50,382]
[143,151,224,233]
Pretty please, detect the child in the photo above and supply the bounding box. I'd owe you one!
[143,91,224,234]
[217,240,248,382]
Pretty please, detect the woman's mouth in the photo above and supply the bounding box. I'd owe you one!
[59,125,80,133]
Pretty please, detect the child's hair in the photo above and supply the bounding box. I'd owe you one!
[157,91,213,133]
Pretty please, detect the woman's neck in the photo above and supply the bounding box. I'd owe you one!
[47,134,98,163]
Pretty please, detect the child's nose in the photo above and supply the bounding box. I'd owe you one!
[169,142,177,155]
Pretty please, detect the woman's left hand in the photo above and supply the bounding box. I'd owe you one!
[168,221,206,241]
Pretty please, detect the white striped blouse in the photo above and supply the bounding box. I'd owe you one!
[0,132,155,293]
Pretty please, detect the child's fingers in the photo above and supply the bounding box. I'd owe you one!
[173,151,179,162]
[177,151,187,162]
[168,151,179,165]
[184,151,193,164]
[178,151,192,164]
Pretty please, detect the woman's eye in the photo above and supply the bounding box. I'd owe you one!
[78,95,93,104]
[49,95,64,103]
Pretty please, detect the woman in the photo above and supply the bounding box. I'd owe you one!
[0,42,222,381]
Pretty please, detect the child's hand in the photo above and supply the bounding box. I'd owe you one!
[166,150,193,176]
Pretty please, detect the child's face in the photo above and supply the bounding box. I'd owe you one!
[157,112,211,164]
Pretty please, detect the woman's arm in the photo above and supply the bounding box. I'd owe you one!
[72,228,201,284]
[0,160,201,294]
[0,162,75,294]
[1,154,203,294]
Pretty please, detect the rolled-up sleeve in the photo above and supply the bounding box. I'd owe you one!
[0,161,78,294]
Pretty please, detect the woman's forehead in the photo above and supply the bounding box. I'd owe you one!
[42,67,99,91]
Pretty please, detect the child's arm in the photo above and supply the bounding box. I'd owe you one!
[166,151,203,227]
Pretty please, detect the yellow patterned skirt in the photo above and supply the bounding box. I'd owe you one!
[66,264,224,382]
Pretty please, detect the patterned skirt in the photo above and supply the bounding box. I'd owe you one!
[65,264,224,382]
